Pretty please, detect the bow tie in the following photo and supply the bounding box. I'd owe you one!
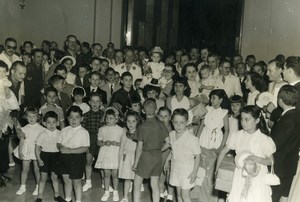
[126,132,135,139]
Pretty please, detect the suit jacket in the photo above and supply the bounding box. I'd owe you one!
[239,76,250,102]
[75,76,84,87]
[84,86,108,104]
[271,109,300,177]
[100,82,121,104]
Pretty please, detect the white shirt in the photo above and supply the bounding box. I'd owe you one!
[215,74,243,97]
[114,63,142,82]
[268,80,287,106]
[0,52,21,69]
[36,129,60,152]
[247,90,260,106]
[58,125,90,148]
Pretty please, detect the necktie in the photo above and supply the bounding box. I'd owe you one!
[92,88,96,93]
[222,76,226,83]
[110,84,114,95]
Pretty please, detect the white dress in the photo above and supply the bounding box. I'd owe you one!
[14,123,45,160]
[227,116,239,144]
[0,77,19,110]
[227,129,276,202]
[148,62,164,80]
[95,125,124,169]
[199,106,228,149]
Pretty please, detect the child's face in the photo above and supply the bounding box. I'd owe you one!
[74,94,84,103]
[44,117,58,131]
[0,68,7,79]
[22,55,31,65]
[172,115,187,133]
[131,103,141,113]
[127,115,138,131]
[151,53,161,63]
[146,90,158,99]
[90,74,100,87]
[91,60,101,71]
[231,103,242,115]
[163,66,174,80]
[158,110,171,125]
[53,80,65,92]
[114,73,120,84]
[210,95,222,108]
[185,66,197,80]
[122,76,133,89]
[134,80,142,89]
[46,91,57,105]
[100,61,109,73]
[89,96,102,111]
[64,60,73,72]
[68,112,82,128]
[78,67,88,79]
[27,112,38,124]
[106,114,117,126]
[174,83,186,95]
[241,112,259,132]
[201,69,211,79]
[106,70,115,82]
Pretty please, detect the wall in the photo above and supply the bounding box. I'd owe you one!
[0,0,123,50]
[240,0,300,61]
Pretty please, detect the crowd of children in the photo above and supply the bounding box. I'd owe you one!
[0,36,300,202]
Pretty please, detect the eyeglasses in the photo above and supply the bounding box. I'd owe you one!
[6,45,17,50]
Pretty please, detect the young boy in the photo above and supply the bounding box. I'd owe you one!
[133,98,169,202]
[165,108,200,202]
[40,87,65,129]
[84,71,107,105]
[75,64,89,87]
[35,111,64,202]
[81,92,105,192]
[100,67,121,104]
[271,85,300,202]
[83,57,102,88]
[57,106,90,202]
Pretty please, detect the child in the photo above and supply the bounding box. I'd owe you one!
[72,87,90,114]
[271,85,300,202]
[81,92,105,192]
[165,108,201,202]
[148,46,165,80]
[40,86,65,129]
[245,72,267,105]
[196,89,229,201]
[35,111,64,202]
[14,107,45,195]
[75,64,89,87]
[59,56,76,85]
[99,58,110,77]
[228,95,243,141]
[0,61,19,111]
[84,71,108,105]
[157,107,174,201]
[95,107,124,201]
[83,57,102,88]
[118,111,140,202]
[143,80,165,111]
[199,64,215,99]
[216,105,276,202]
[181,63,201,98]
[57,106,90,202]
[158,64,177,98]
[133,98,169,202]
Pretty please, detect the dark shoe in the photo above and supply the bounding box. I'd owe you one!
[54,196,65,202]
[1,174,11,182]
[0,180,6,187]
[166,200,173,202]
[159,197,165,202]
[35,199,42,202]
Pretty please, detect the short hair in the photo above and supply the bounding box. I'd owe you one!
[247,72,267,92]
[157,106,172,116]
[0,60,8,71]
[48,75,65,86]
[246,55,256,61]
[89,92,104,102]
[200,64,211,72]
[42,40,50,46]
[285,56,300,77]
[22,41,33,48]
[230,95,244,104]
[90,57,101,64]
[44,86,58,96]
[54,64,67,74]
[24,106,39,115]
[268,59,284,70]
[180,53,190,60]
[43,111,58,122]
[278,85,298,106]
[105,67,115,75]
[66,34,77,41]
[219,59,231,67]
[236,62,246,69]
[5,38,17,45]
[181,63,197,76]
[233,54,243,61]
[275,54,285,63]
[10,61,26,72]
[79,63,90,70]
[143,98,157,109]
[91,43,103,50]
[90,71,101,79]
[72,86,85,96]
[100,58,109,64]
[121,71,133,80]
[31,48,43,57]
[54,49,65,61]
[207,52,219,59]
[67,105,83,117]
[134,78,142,86]
[82,42,90,49]
[172,108,189,121]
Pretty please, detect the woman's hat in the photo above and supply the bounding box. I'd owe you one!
[256,92,274,108]
[142,79,161,98]
[60,56,76,66]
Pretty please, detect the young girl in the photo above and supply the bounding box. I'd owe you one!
[245,72,267,105]
[158,107,174,202]
[118,111,139,202]
[228,95,243,140]
[148,46,165,80]
[72,86,90,114]
[95,107,124,202]
[181,63,201,98]
[196,89,229,201]
[199,65,215,99]
[216,105,276,202]
[165,108,201,202]
[14,107,45,195]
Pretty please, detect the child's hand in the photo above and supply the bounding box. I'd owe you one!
[38,159,44,167]
[132,164,137,171]
[163,160,170,173]
[17,130,26,139]
[188,171,197,184]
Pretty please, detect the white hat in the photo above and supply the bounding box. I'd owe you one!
[256,92,274,108]
[60,56,76,67]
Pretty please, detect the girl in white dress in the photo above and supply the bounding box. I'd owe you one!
[216,105,276,202]
[95,107,124,202]
[14,107,45,196]
[118,111,139,202]
[227,95,243,143]
[196,89,230,202]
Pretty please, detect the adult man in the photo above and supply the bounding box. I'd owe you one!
[64,35,78,58]
[215,59,242,98]
[246,55,256,71]
[235,62,250,101]
[91,43,104,58]
[24,49,44,107]
[114,49,142,82]
[207,53,220,78]
[189,47,201,66]
[0,38,21,69]
[9,61,27,105]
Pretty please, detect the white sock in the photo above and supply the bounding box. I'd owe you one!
[20,184,26,189]
[65,197,72,202]
[160,193,165,198]
[167,195,173,200]
[76,201,81,202]
[85,179,91,184]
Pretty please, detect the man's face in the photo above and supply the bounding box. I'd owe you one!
[236,63,246,76]
[180,55,189,67]
[115,52,124,64]
[219,62,231,76]
[56,70,67,79]
[106,70,115,82]
[92,45,102,57]
[233,56,242,67]
[282,65,291,83]
[78,67,88,79]
[66,36,77,51]
[5,41,17,56]
[246,57,255,68]
[122,76,133,89]
[189,48,200,60]
[267,62,282,81]
[138,51,147,62]
[107,47,115,59]
[33,52,43,65]
[124,51,134,64]
[24,43,33,54]
[90,59,101,71]
[208,56,219,70]
[200,49,209,62]
[90,74,101,87]
[12,64,26,82]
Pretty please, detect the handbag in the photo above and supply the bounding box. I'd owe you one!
[264,162,280,186]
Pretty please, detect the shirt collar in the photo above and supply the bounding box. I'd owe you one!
[282,107,296,116]
[290,80,300,86]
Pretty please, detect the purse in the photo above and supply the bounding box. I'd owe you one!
[264,163,280,186]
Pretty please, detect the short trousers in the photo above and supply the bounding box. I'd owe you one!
[136,150,162,179]
[39,152,60,173]
[58,153,86,179]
